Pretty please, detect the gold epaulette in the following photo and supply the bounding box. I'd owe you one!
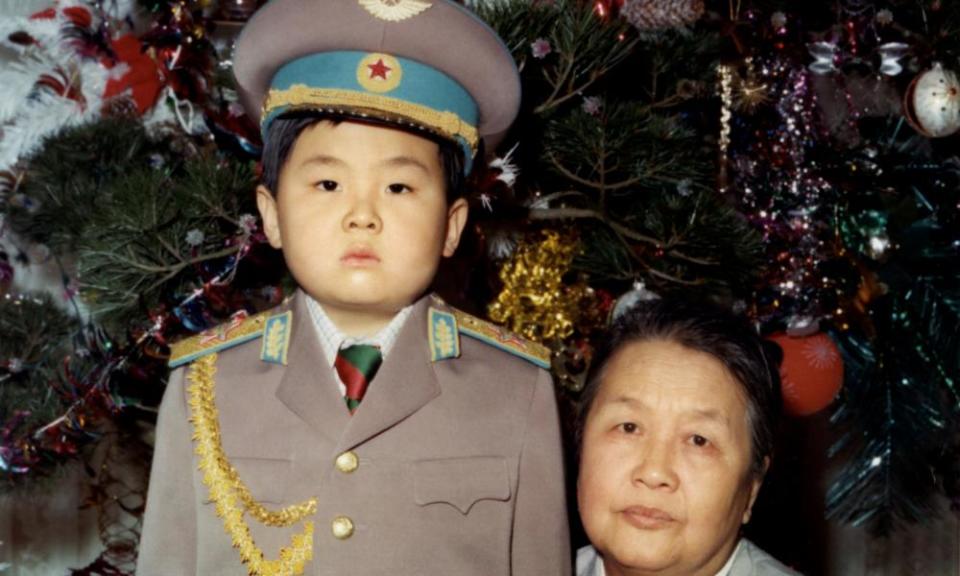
[169,310,272,368]
[446,308,551,370]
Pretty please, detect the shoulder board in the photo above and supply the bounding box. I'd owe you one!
[451,309,551,370]
[169,310,272,369]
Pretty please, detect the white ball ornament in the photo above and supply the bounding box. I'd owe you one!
[904,63,960,138]
[610,281,659,321]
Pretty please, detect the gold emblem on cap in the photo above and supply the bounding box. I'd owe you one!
[357,53,403,94]
[263,85,480,152]
[358,0,432,22]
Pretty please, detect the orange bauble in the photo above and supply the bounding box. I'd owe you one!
[769,332,844,416]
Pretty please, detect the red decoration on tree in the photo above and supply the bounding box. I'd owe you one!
[769,332,844,417]
[102,34,165,115]
[31,5,93,28]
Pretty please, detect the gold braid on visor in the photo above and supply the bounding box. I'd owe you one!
[263,84,479,153]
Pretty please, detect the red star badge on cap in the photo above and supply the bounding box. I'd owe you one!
[357,53,402,93]
[367,58,391,80]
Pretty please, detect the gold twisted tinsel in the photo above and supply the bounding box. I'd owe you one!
[187,354,317,576]
[487,230,599,343]
[718,63,733,193]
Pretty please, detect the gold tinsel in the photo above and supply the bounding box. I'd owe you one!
[187,354,317,576]
[487,230,597,344]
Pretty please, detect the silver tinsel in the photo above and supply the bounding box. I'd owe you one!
[620,0,704,31]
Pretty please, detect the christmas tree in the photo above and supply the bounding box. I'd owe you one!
[476,0,960,539]
[0,0,958,572]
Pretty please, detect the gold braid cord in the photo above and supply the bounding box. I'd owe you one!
[264,85,479,152]
[187,354,318,576]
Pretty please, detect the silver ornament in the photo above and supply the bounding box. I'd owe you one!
[611,281,660,320]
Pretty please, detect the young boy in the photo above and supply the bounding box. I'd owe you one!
[136,0,571,574]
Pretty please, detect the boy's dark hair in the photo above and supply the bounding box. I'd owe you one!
[260,112,466,203]
[575,297,783,479]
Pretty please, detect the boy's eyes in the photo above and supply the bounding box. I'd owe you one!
[310,181,411,193]
[315,180,339,192]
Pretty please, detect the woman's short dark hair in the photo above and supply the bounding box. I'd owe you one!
[576,297,782,478]
[259,112,466,203]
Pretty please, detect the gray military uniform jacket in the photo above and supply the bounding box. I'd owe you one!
[576,540,800,576]
[137,291,571,575]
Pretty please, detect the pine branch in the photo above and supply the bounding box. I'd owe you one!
[475,0,637,116]
[544,104,712,199]
[530,206,661,245]
[0,295,81,490]
[2,117,175,254]
[827,290,958,534]
[76,152,257,332]
[530,185,763,292]
[547,151,645,192]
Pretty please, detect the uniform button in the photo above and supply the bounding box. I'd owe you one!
[335,451,359,473]
[331,515,354,540]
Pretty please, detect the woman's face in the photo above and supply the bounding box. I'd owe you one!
[577,339,764,576]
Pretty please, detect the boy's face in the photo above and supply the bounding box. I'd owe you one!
[257,120,468,332]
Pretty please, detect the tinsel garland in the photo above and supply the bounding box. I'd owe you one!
[620,0,704,31]
[487,230,599,344]
[186,354,316,576]
[1,293,92,485]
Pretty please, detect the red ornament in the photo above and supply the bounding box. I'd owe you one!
[769,332,844,416]
[31,6,93,28]
[102,34,165,115]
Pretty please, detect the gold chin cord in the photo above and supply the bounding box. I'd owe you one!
[187,353,318,576]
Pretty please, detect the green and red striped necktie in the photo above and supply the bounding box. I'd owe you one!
[335,344,383,414]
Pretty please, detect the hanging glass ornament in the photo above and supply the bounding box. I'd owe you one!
[842,209,894,262]
[808,41,838,75]
[877,42,909,76]
[866,233,891,260]
[770,11,787,30]
[904,63,960,138]
[875,9,894,26]
[786,315,820,337]
[610,281,660,321]
[219,0,261,21]
[769,332,844,417]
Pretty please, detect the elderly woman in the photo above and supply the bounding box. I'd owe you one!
[575,298,799,576]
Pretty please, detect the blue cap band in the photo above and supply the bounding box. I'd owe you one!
[262,51,480,173]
